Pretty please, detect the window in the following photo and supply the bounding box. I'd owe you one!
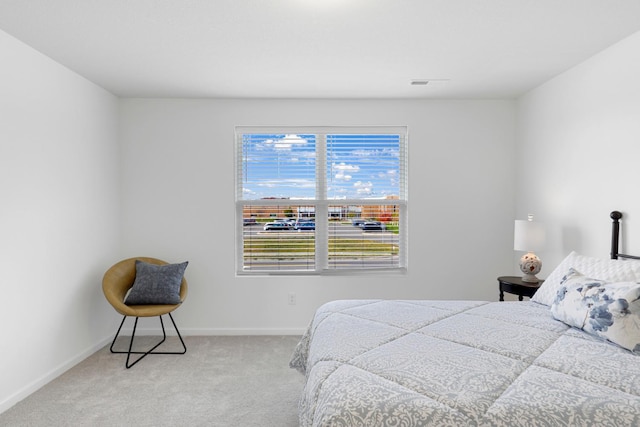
[235,126,407,274]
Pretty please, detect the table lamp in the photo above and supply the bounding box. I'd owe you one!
[514,214,545,283]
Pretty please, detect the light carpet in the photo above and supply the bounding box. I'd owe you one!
[0,335,305,426]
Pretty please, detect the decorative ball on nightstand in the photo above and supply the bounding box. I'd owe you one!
[519,252,541,283]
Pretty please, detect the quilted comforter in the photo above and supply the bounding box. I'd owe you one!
[290,300,640,426]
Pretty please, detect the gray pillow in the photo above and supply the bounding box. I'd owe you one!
[125,260,188,305]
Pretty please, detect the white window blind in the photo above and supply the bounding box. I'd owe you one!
[236,126,407,274]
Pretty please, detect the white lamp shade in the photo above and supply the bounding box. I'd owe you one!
[514,220,545,252]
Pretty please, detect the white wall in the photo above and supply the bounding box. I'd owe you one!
[119,98,516,334]
[516,30,640,275]
[0,31,120,412]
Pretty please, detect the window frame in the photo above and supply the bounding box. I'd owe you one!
[235,126,408,275]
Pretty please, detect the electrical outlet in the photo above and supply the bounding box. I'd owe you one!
[288,292,297,305]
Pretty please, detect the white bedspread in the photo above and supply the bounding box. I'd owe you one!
[290,300,640,426]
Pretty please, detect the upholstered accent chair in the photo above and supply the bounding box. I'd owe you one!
[102,257,188,368]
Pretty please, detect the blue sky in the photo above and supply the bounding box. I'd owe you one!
[241,133,400,200]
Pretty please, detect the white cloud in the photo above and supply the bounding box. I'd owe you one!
[257,182,276,188]
[333,162,359,181]
[257,179,315,189]
[352,149,375,157]
[354,181,373,195]
[264,134,308,150]
[335,171,351,181]
[334,162,360,172]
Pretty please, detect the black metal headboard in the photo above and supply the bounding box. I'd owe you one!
[610,211,640,260]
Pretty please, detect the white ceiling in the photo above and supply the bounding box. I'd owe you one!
[1,0,640,99]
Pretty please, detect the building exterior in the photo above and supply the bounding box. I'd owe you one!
[242,196,399,223]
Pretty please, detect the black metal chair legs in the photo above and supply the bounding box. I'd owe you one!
[109,313,187,368]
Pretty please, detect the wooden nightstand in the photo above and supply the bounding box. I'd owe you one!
[498,276,542,301]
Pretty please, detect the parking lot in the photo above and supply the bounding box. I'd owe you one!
[242,221,399,270]
[244,221,397,240]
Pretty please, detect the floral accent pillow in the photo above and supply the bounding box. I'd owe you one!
[551,268,640,354]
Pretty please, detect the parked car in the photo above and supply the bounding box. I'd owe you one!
[243,218,257,226]
[360,221,384,231]
[273,218,296,224]
[294,221,315,231]
[352,218,366,227]
[263,222,293,231]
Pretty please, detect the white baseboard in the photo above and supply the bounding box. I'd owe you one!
[127,327,307,336]
[0,336,112,415]
[183,327,307,336]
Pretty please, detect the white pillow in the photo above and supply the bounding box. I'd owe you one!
[531,251,640,306]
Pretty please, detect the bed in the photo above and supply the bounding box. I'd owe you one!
[290,211,640,426]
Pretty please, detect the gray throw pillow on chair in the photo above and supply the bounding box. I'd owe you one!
[125,260,188,305]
